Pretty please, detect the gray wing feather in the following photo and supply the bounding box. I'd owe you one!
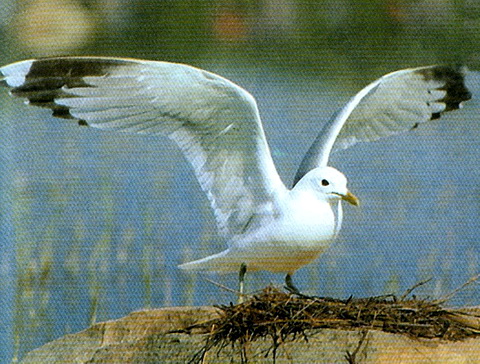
[294,65,471,186]
[1,57,287,237]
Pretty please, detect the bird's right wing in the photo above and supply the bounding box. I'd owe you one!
[294,65,471,185]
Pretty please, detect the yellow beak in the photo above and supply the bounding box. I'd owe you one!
[341,191,360,206]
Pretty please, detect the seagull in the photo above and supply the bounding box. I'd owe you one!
[0,58,472,295]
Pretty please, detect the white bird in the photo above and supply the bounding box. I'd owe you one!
[0,58,471,295]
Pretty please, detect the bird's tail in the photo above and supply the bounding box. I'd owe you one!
[178,249,240,273]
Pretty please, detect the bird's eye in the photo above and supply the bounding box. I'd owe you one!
[321,179,329,186]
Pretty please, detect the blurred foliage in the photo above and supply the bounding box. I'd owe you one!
[0,0,479,81]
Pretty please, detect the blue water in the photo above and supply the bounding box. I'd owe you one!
[2,66,480,362]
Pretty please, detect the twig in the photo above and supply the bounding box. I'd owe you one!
[400,277,433,301]
[434,272,480,304]
[203,277,240,295]
[345,330,369,364]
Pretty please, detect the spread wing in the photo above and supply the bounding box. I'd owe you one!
[0,57,287,237]
[294,65,472,185]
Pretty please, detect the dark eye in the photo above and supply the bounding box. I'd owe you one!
[321,179,329,186]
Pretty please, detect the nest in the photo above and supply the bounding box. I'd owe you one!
[182,286,480,363]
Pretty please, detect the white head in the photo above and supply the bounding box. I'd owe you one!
[293,166,359,206]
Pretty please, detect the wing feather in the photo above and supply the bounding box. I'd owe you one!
[1,57,287,236]
[294,65,471,185]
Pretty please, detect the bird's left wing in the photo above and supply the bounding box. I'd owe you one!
[294,65,471,185]
[1,57,287,237]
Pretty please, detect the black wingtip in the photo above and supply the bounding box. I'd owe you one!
[417,65,472,117]
[3,57,134,124]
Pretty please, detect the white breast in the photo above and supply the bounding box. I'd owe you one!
[273,190,336,247]
[224,188,338,273]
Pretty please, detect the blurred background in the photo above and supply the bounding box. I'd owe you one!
[1,0,480,362]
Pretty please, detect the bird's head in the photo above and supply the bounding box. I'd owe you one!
[294,166,359,206]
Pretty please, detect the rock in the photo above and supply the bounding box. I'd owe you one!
[21,305,480,363]
[20,307,219,364]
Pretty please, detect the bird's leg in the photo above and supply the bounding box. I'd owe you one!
[238,263,247,303]
[284,273,301,295]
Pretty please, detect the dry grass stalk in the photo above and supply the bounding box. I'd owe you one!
[180,285,480,363]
